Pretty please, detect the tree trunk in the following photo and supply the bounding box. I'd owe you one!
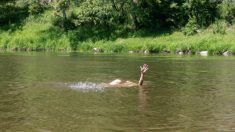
[130,13,139,30]
[62,9,67,30]
[130,0,140,30]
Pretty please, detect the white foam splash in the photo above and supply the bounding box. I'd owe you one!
[68,82,104,92]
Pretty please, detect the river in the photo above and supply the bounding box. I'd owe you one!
[0,52,235,131]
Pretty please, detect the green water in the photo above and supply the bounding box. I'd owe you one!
[1,52,235,132]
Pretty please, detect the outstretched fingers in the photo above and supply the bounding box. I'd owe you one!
[140,64,149,73]
[144,67,148,72]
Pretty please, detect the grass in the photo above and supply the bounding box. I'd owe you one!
[0,11,235,55]
[0,11,71,51]
[77,27,235,55]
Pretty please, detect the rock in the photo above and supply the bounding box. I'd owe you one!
[162,49,170,54]
[183,49,191,55]
[223,51,232,56]
[129,51,134,54]
[93,48,102,53]
[175,48,181,54]
[196,29,201,33]
[199,51,208,56]
[176,48,191,55]
[144,50,150,54]
[178,51,184,55]
[187,50,192,55]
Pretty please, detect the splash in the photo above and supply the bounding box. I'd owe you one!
[68,82,104,92]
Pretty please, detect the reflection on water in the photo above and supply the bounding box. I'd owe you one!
[1,52,235,131]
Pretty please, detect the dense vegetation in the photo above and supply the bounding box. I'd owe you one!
[0,0,234,54]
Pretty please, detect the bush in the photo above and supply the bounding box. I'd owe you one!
[212,20,227,34]
[28,1,44,14]
[218,0,235,24]
[230,45,235,54]
[52,13,75,30]
[182,17,198,36]
[110,44,125,53]
[143,43,161,53]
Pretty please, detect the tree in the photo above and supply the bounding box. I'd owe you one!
[0,0,28,26]
[28,0,44,14]
[183,0,220,27]
[219,0,235,24]
[53,0,71,30]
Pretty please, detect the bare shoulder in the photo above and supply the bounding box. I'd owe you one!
[100,79,137,88]
[112,80,138,87]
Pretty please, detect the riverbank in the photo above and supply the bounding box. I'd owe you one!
[1,30,235,56]
[77,29,235,56]
[0,12,235,55]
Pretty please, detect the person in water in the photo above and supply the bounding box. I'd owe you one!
[106,64,149,87]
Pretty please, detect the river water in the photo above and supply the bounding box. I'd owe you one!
[0,52,235,132]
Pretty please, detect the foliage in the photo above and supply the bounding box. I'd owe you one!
[0,0,235,54]
[0,12,71,51]
[52,0,71,30]
[0,3,28,27]
[28,0,44,14]
[72,0,115,29]
[211,20,227,34]
[182,17,198,36]
[218,0,235,24]
[183,0,220,27]
[74,29,235,55]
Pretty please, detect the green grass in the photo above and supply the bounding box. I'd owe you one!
[0,11,71,51]
[0,11,235,55]
[77,27,235,55]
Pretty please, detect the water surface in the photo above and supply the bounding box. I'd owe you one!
[1,52,235,132]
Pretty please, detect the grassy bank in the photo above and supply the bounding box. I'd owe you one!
[78,29,235,55]
[0,11,235,55]
[0,11,71,51]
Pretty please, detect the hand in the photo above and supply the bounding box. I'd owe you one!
[140,64,148,74]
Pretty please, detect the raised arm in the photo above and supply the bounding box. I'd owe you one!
[138,64,148,85]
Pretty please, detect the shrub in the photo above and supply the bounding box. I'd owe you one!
[182,17,198,36]
[212,20,227,34]
[218,0,235,24]
[111,44,125,53]
[143,43,161,53]
[230,45,235,54]
[28,1,44,14]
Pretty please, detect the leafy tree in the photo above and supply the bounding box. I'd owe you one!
[0,0,28,27]
[218,0,235,24]
[183,0,220,27]
[212,20,227,34]
[73,0,113,27]
[182,16,198,35]
[53,0,71,30]
[2,0,235,37]
[28,0,44,14]
[0,0,16,4]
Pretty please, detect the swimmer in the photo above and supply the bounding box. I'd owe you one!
[105,64,149,87]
